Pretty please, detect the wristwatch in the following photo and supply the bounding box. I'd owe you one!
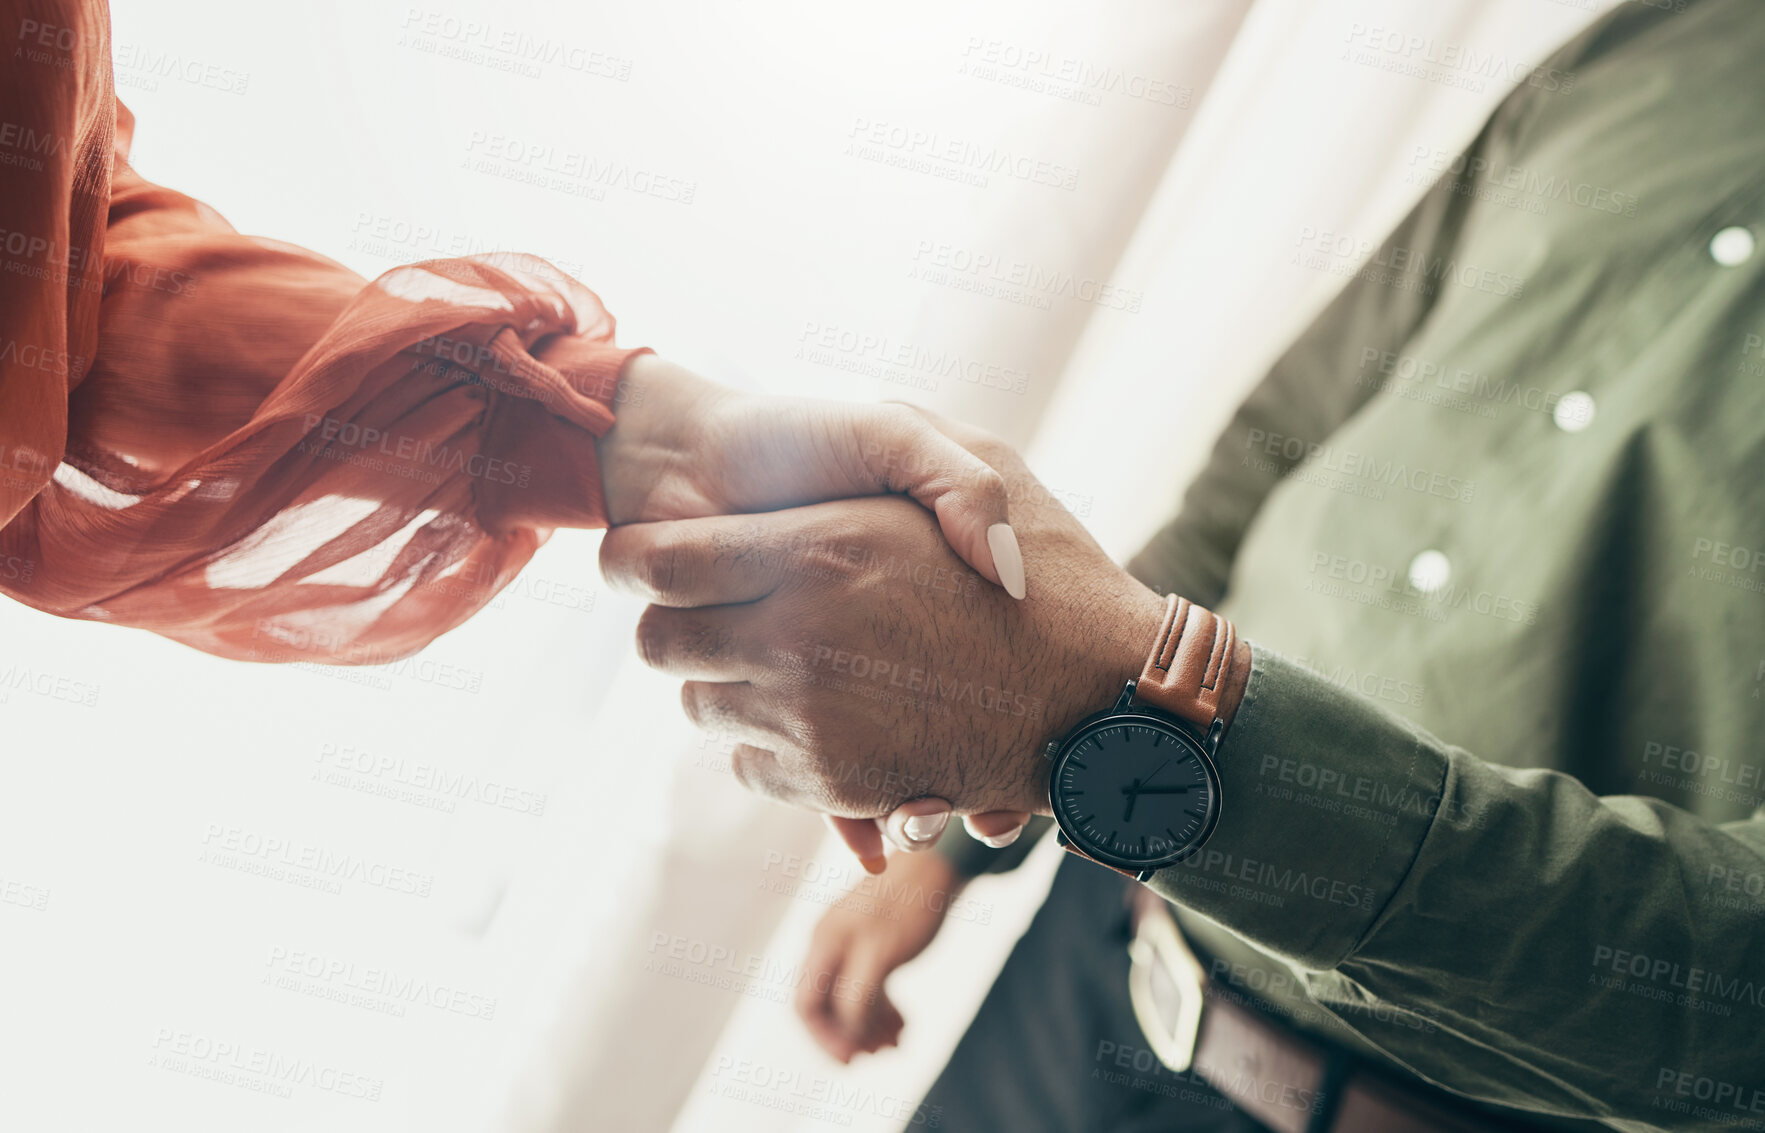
[1044,593,1249,881]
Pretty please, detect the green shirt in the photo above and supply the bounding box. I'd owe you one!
[943,2,1765,1129]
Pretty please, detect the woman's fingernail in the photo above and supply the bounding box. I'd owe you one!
[859,854,888,875]
[987,523,1027,600]
[980,825,1025,849]
[902,811,949,844]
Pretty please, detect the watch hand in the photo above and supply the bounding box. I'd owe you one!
[1119,785,1194,795]
[1122,778,1141,823]
[1141,759,1170,785]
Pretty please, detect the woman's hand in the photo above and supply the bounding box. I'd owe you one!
[795,847,964,1063]
[595,355,1026,598]
[598,357,1040,871]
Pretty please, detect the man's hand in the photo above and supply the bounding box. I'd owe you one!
[601,414,1165,824]
[595,355,1026,598]
[796,849,963,1063]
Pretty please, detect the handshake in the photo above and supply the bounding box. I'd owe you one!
[595,356,1168,1052]
[598,355,1166,860]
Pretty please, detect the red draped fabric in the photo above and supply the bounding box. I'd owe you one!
[0,0,646,662]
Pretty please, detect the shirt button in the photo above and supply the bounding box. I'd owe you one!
[1408,550,1451,594]
[1709,226,1755,266]
[1553,390,1596,433]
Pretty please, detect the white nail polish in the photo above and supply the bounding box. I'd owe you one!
[902,812,949,844]
[987,523,1027,600]
[980,825,1025,849]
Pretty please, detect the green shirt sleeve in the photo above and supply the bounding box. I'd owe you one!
[1152,648,1765,1129]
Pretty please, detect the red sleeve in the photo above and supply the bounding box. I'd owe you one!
[0,10,648,663]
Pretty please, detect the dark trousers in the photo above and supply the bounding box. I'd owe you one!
[918,856,1267,1133]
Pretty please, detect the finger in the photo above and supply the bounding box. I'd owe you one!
[795,927,859,1063]
[679,683,786,748]
[635,604,764,682]
[963,810,1033,849]
[829,941,903,1055]
[882,797,951,853]
[826,815,888,876]
[829,404,1024,599]
[600,512,808,607]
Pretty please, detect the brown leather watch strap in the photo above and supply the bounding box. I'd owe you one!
[1055,593,1251,879]
[1136,593,1248,733]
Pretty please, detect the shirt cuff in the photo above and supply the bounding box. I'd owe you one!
[1145,647,1451,971]
[475,334,652,534]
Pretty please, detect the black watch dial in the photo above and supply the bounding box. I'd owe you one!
[1049,712,1220,870]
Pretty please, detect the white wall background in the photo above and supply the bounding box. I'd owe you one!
[0,1,1613,1130]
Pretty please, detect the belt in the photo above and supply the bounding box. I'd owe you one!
[1126,888,1527,1133]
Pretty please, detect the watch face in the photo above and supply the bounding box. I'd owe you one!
[1049,711,1220,871]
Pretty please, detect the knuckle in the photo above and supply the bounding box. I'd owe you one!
[729,744,768,793]
[634,607,672,670]
[642,541,684,600]
[679,682,709,727]
[971,463,1009,503]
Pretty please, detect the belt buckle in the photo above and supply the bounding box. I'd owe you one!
[1127,896,1207,1073]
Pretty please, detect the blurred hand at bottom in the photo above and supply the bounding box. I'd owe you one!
[796,848,963,1063]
